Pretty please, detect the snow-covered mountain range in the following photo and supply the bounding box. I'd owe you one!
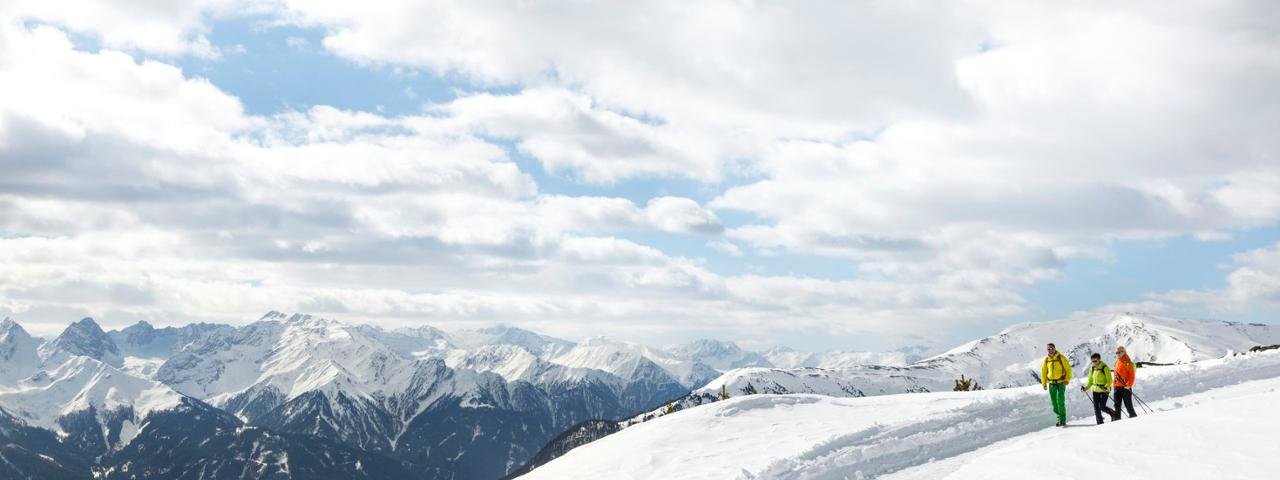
[0,311,1274,479]
[2,311,894,479]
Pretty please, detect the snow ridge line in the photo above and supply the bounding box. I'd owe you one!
[746,351,1280,480]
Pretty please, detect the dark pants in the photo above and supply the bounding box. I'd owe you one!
[1113,387,1138,418]
[1091,391,1117,424]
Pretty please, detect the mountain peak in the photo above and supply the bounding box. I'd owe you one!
[0,317,26,336]
[73,317,101,328]
[127,320,155,331]
[0,317,40,382]
[0,318,35,346]
[259,310,289,321]
[679,339,743,354]
[41,317,123,367]
[260,311,327,326]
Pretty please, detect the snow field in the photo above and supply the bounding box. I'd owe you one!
[520,350,1280,480]
[887,375,1280,480]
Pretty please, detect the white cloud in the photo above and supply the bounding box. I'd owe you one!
[644,197,722,235]
[2,1,1279,345]
[707,240,742,257]
[432,88,729,182]
[1151,241,1280,315]
[275,0,1280,257]
[1,0,250,57]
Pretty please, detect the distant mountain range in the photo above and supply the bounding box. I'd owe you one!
[0,312,1273,479]
[0,311,915,479]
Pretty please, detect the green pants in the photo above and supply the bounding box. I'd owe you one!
[1048,383,1066,424]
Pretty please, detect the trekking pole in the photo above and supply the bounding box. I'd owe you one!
[1127,389,1153,414]
[1133,391,1155,414]
[1080,386,1100,424]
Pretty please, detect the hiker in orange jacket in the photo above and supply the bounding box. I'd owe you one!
[1112,346,1138,419]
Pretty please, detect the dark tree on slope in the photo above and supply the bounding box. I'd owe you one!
[953,374,982,391]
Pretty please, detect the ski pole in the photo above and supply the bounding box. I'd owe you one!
[1128,389,1153,414]
[1080,386,1109,422]
[1133,392,1155,414]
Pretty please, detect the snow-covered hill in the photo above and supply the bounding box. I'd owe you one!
[520,349,1280,480]
[914,312,1280,388]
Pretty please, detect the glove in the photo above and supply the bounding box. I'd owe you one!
[1079,386,1086,392]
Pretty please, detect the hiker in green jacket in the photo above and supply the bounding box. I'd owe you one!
[1080,353,1119,424]
[1041,343,1072,427]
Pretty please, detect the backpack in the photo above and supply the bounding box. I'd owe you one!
[1045,354,1067,381]
[1089,364,1111,388]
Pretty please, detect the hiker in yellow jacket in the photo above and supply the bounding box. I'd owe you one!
[1041,343,1072,427]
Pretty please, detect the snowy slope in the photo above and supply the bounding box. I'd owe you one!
[0,356,183,434]
[519,349,1280,480]
[763,347,919,369]
[884,376,1280,480]
[0,318,41,384]
[446,344,547,381]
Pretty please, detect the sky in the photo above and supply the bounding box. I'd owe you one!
[1,0,1278,351]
